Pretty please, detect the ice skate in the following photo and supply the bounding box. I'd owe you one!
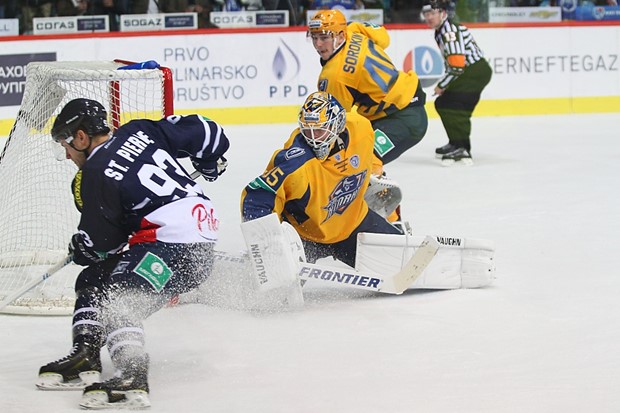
[441,147,473,166]
[37,342,101,390]
[80,356,150,410]
[80,371,150,410]
[435,143,457,159]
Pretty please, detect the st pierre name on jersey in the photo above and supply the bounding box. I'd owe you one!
[103,131,154,181]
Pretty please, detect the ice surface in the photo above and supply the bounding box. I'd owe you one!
[1,113,619,412]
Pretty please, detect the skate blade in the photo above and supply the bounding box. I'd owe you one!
[440,158,474,167]
[36,371,101,391]
[79,390,151,410]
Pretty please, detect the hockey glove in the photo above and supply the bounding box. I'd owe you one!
[191,156,228,182]
[69,232,107,267]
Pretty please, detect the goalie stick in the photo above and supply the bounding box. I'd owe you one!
[297,235,440,295]
[0,255,73,312]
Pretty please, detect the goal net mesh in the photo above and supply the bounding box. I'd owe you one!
[0,61,171,315]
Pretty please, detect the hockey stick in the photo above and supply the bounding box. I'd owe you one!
[391,236,440,293]
[0,255,73,312]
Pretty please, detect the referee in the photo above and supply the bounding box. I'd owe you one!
[423,0,492,165]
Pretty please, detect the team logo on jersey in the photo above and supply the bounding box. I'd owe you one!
[285,147,305,160]
[350,155,360,168]
[318,79,328,91]
[322,170,367,222]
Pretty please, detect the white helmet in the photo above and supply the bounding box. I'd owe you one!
[298,91,346,160]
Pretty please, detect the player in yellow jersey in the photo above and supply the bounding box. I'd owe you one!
[240,91,402,267]
[307,9,428,165]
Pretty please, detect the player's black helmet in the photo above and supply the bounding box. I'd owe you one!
[51,98,110,143]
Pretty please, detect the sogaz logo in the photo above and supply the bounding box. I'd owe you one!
[403,46,444,88]
[269,39,308,98]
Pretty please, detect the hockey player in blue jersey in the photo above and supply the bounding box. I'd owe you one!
[36,98,230,409]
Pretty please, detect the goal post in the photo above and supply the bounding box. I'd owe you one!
[0,60,174,315]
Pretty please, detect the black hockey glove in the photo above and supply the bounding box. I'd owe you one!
[69,232,107,267]
[191,156,228,182]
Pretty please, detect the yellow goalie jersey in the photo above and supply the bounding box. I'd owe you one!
[317,22,421,121]
[241,112,379,244]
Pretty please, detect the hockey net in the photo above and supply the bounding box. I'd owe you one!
[0,60,173,315]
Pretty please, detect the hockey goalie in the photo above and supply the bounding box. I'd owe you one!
[230,91,495,305]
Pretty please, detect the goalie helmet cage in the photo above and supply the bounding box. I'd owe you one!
[0,59,174,315]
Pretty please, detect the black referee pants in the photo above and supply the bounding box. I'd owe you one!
[435,59,492,151]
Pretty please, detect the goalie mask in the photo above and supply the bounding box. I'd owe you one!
[298,91,346,161]
[51,98,110,144]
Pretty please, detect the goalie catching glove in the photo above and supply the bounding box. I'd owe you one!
[69,232,108,266]
[364,173,402,219]
[191,156,228,182]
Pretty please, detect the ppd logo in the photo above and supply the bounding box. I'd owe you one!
[272,39,300,82]
[403,46,444,88]
[269,39,307,98]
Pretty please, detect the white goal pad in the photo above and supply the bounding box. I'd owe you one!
[356,233,495,289]
[240,214,304,307]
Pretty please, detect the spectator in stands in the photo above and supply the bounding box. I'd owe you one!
[131,0,160,13]
[264,0,298,24]
[310,0,358,9]
[90,0,130,31]
[20,0,54,34]
[160,0,191,11]
[56,0,88,16]
[159,0,220,28]
[212,0,263,10]
[185,1,218,28]
[56,1,128,31]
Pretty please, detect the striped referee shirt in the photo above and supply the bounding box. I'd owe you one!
[434,18,485,89]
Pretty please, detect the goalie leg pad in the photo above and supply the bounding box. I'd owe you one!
[240,214,304,307]
[356,233,495,289]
